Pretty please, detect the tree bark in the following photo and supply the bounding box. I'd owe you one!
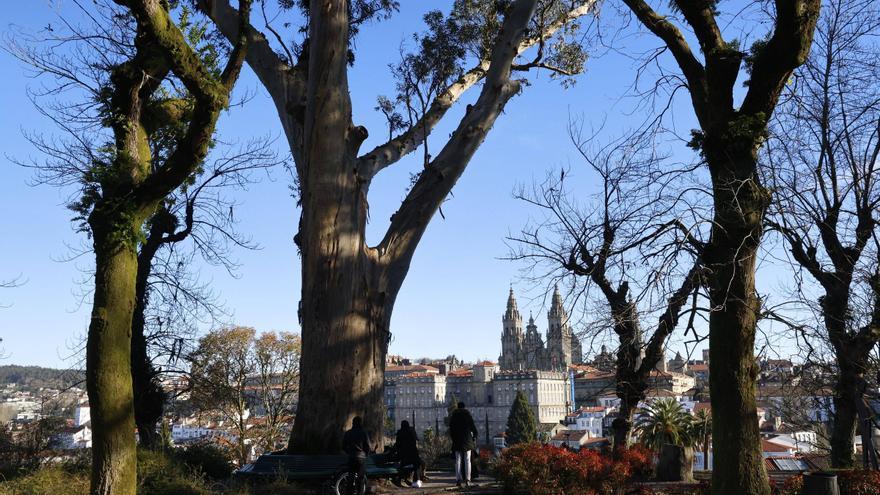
[87,211,147,495]
[84,0,250,488]
[285,0,386,453]
[290,200,391,452]
[287,0,542,453]
[705,144,769,495]
[830,368,859,468]
[611,305,644,451]
[821,286,871,467]
[130,213,170,449]
[199,0,590,455]
[617,1,819,492]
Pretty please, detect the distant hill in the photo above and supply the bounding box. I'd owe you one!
[0,365,84,392]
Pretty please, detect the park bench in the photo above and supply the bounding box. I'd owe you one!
[236,453,412,494]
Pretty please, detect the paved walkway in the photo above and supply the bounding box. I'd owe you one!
[371,471,499,494]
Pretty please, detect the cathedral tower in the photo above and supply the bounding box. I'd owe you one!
[546,285,573,370]
[523,312,546,369]
[499,288,524,370]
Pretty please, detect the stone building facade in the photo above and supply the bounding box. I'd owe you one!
[384,362,571,440]
[499,287,583,371]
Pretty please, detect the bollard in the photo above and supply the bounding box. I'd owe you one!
[801,471,839,495]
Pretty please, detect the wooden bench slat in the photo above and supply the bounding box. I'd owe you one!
[236,453,402,481]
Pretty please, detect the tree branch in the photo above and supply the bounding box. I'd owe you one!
[741,0,821,117]
[376,0,541,287]
[356,0,598,179]
[120,0,251,204]
[621,0,709,125]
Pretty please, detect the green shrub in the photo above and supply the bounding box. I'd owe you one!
[138,448,211,495]
[175,442,234,481]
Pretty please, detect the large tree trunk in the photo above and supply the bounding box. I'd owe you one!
[830,368,859,468]
[287,0,388,453]
[823,289,866,468]
[284,0,540,453]
[131,222,167,450]
[289,231,391,452]
[705,145,770,495]
[612,313,644,451]
[613,391,640,450]
[86,213,143,495]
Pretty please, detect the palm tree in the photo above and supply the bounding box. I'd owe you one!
[689,408,712,470]
[635,398,692,451]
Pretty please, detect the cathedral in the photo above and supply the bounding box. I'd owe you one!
[498,287,583,371]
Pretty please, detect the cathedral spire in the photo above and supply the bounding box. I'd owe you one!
[504,286,521,321]
[549,284,567,320]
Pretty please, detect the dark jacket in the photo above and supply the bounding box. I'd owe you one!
[394,426,420,461]
[342,426,371,459]
[448,408,478,451]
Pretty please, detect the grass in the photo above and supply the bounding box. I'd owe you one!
[0,450,314,495]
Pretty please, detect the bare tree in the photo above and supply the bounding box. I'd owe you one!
[509,122,709,450]
[615,1,821,492]
[763,0,880,468]
[197,0,599,452]
[131,141,282,448]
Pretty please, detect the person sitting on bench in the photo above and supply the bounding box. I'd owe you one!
[343,416,372,493]
[392,420,424,488]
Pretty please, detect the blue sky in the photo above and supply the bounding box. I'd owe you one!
[0,1,800,368]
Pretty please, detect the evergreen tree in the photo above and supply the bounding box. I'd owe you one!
[505,391,537,445]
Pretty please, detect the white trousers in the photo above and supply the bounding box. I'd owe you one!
[455,450,471,483]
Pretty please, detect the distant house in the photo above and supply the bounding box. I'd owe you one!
[172,423,236,444]
[550,429,589,450]
[566,406,607,439]
[762,438,796,458]
[536,422,567,443]
[580,437,611,451]
[54,423,92,449]
[761,432,818,454]
[687,363,709,384]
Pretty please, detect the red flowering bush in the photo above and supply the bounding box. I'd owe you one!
[837,470,880,495]
[615,444,654,481]
[494,443,656,495]
[770,475,803,495]
[772,470,880,495]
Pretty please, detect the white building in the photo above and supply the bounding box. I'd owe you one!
[387,362,572,440]
[56,424,92,449]
[568,406,607,439]
[74,404,90,426]
[171,424,236,443]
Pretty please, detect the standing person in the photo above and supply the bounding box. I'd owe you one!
[448,402,478,488]
[342,416,371,494]
[393,420,424,488]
